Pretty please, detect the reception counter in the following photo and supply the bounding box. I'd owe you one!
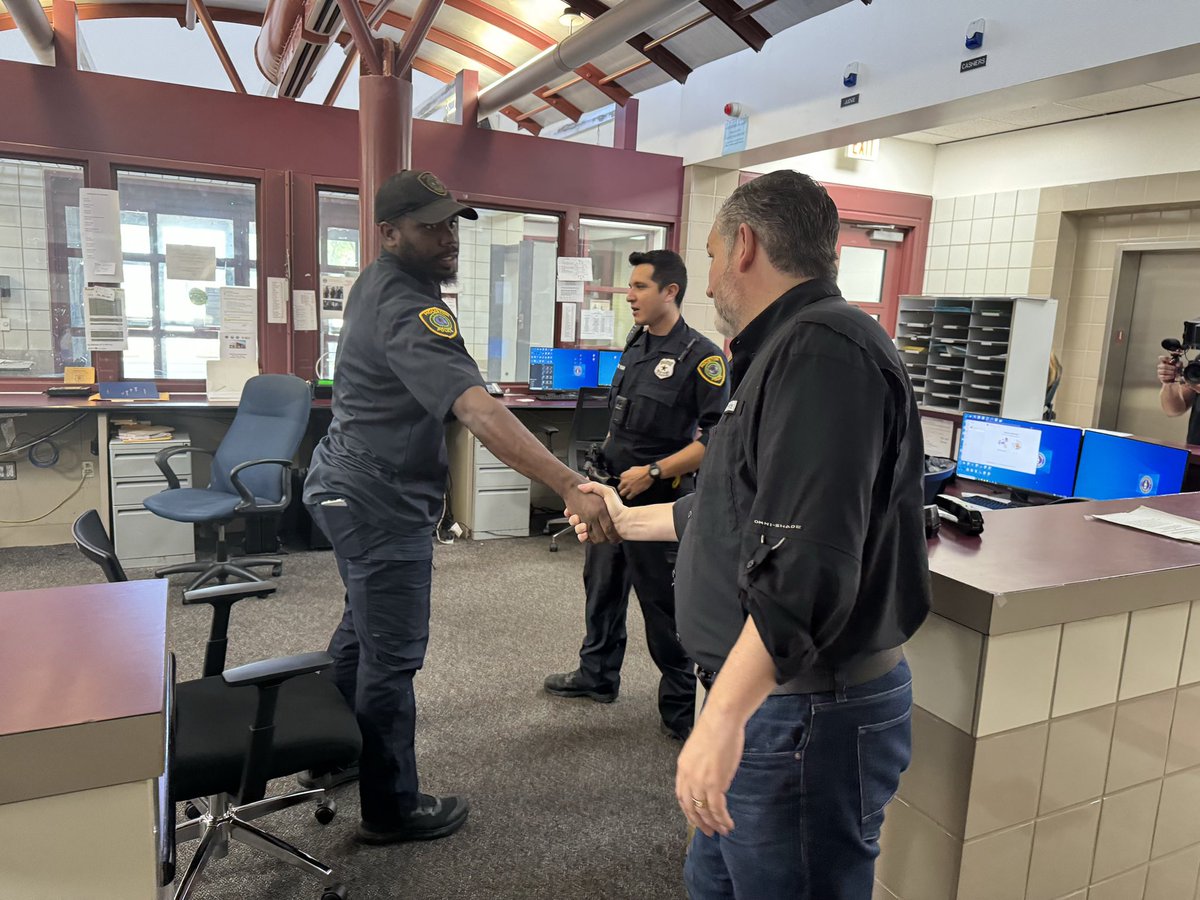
[0,579,168,899]
[877,492,1200,900]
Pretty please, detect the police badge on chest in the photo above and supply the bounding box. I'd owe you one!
[654,358,676,379]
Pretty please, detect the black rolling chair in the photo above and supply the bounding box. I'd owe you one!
[544,387,613,551]
[145,374,311,591]
[72,510,361,900]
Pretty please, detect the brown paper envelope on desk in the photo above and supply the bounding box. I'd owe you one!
[206,359,259,402]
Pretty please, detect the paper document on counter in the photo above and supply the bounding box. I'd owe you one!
[1091,506,1200,544]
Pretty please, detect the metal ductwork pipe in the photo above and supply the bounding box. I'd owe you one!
[476,0,692,121]
[6,0,55,66]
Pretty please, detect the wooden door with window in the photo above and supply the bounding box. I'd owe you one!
[836,224,904,335]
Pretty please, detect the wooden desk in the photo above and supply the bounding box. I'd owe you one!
[877,493,1200,900]
[0,579,168,899]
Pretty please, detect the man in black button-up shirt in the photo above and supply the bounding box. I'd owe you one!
[569,171,930,899]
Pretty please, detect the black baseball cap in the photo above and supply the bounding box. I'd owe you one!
[375,171,478,225]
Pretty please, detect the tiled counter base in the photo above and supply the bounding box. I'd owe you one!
[876,604,1200,900]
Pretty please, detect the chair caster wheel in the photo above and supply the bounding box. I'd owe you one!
[272,564,283,577]
[549,545,558,553]
[315,798,337,824]
[321,884,348,900]
[184,802,202,820]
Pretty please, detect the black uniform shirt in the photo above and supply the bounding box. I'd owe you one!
[1187,393,1200,445]
[603,316,729,475]
[672,279,931,682]
[304,252,485,535]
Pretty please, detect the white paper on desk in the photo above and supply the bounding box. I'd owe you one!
[220,287,258,335]
[1091,506,1200,544]
[79,188,124,284]
[559,302,577,342]
[206,359,258,401]
[921,416,955,458]
[84,286,128,350]
[267,277,288,324]
[165,244,217,281]
[580,309,614,341]
[556,257,593,282]
[293,290,318,331]
[556,280,584,304]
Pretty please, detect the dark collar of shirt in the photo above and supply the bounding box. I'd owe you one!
[728,278,842,388]
[628,314,690,358]
[375,251,442,300]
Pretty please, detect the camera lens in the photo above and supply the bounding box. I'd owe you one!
[1183,363,1200,385]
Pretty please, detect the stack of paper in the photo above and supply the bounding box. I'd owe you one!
[117,424,175,442]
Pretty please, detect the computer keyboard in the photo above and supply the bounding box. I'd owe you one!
[534,390,579,400]
[962,494,1013,510]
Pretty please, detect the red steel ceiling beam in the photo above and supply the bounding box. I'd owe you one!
[394,0,444,78]
[698,0,769,51]
[568,0,691,84]
[336,0,384,74]
[534,86,582,122]
[191,0,246,91]
[364,4,513,74]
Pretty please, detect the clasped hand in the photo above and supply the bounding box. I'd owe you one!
[563,483,622,543]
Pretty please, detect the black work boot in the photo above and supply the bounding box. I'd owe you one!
[355,794,470,844]
[543,669,618,702]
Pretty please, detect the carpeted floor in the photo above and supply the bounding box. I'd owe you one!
[4,536,689,900]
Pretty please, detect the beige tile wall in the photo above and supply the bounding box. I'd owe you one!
[678,165,741,347]
[884,599,1200,899]
[923,190,1041,297]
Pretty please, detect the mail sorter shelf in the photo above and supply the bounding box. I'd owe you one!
[109,434,196,569]
[897,295,1057,420]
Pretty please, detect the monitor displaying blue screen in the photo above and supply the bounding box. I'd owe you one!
[528,347,599,391]
[1073,431,1189,500]
[598,351,622,387]
[956,413,1083,498]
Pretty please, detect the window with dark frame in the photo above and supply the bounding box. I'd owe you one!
[115,171,257,380]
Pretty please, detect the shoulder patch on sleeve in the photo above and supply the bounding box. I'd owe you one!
[697,354,727,387]
[418,307,458,339]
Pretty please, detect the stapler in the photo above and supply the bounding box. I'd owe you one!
[934,494,985,537]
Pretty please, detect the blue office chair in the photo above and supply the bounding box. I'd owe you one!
[145,374,311,591]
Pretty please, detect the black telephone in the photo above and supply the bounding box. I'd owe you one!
[484,382,505,397]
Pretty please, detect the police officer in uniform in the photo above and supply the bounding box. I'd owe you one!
[303,170,615,846]
[544,250,728,741]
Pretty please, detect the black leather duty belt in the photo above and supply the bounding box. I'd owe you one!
[696,646,904,695]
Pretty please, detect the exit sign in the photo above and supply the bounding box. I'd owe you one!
[845,140,880,161]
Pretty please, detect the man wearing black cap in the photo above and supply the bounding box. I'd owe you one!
[303,170,615,845]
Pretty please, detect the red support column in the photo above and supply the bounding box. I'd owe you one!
[454,69,479,128]
[614,98,639,151]
[51,0,77,70]
[358,47,412,264]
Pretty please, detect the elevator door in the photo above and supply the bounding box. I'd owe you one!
[1113,250,1200,443]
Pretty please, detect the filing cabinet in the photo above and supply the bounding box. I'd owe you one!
[446,426,531,540]
[109,433,196,568]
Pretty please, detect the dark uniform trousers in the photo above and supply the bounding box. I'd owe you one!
[308,501,431,824]
[579,476,696,736]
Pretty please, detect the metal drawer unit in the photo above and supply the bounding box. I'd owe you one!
[109,433,196,569]
[446,426,531,540]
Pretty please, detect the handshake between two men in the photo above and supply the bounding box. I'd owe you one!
[566,481,680,546]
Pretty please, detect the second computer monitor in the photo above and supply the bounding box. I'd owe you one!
[528,347,600,391]
[1073,431,1189,500]
[598,351,622,387]
[957,413,1083,498]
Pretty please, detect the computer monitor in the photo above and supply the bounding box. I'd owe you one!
[1073,431,1189,500]
[956,413,1083,498]
[598,351,622,387]
[528,347,600,391]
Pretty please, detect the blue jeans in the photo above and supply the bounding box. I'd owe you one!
[685,659,913,900]
[308,501,433,826]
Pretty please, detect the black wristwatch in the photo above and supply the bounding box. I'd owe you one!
[648,462,662,480]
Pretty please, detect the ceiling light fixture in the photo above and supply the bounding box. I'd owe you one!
[559,6,590,31]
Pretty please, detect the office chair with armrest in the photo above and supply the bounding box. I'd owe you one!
[144,374,311,591]
[545,387,613,552]
[72,510,361,900]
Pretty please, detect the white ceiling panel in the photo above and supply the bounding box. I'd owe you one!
[1148,72,1200,96]
[989,102,1096,128]
[1061,83,1189,114]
